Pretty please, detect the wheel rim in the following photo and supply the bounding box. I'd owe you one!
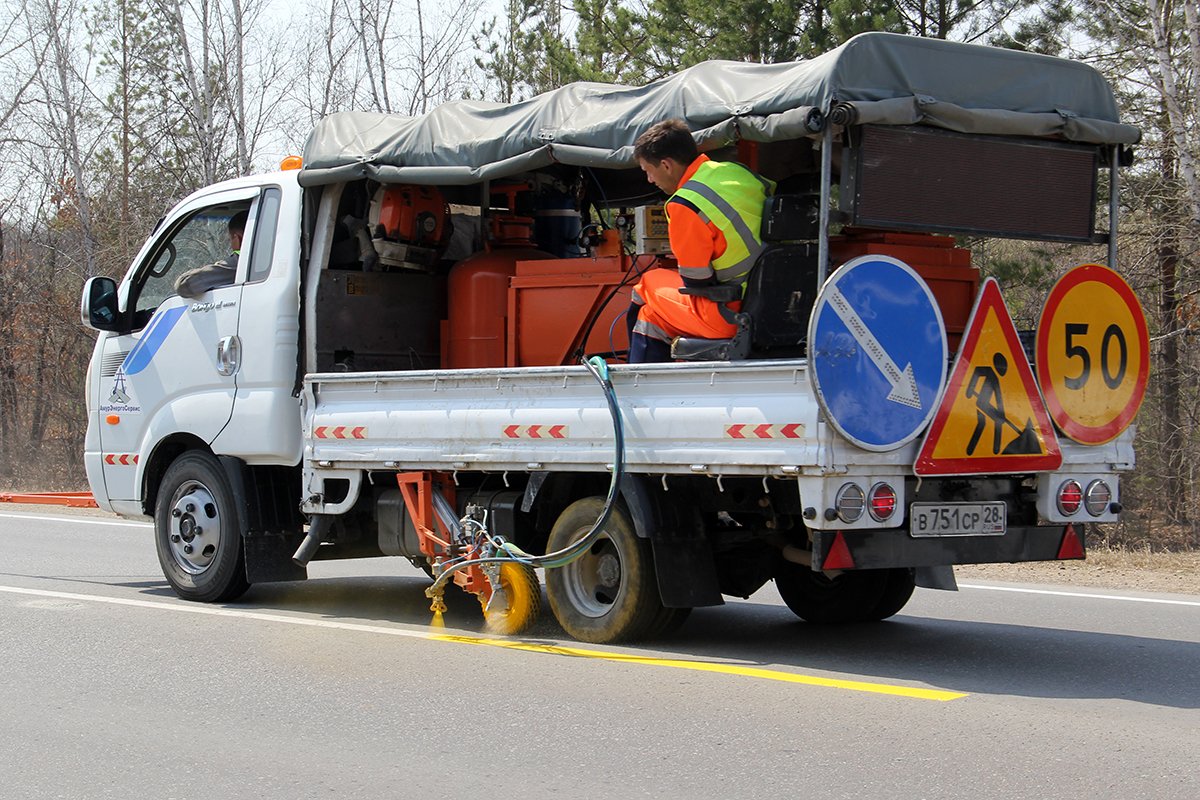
[559,532,624,618]
[166,481,223,575]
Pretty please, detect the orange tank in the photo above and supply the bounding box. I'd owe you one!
[443,245,554,369]
[830,229,979,349]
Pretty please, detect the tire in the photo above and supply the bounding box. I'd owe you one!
[773,561,889,624]
[154,451,250,603]
[643,605,692,640]
[482,561,542,636]
[544,497,664,643]
[865,568,916,621]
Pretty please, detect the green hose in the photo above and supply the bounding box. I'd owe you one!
[425,355,626,592]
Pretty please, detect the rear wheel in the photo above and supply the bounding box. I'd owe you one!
[544,497,664,643]
[774,562,913,624]
[865,568,916,621]
[643,605,692,639]
[154,451,250,603]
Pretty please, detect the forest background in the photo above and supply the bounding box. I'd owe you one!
[0,0,1196,550]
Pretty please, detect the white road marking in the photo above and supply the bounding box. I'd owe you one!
[0,512,152,528]
[0,584,434,639]
[958,582,1200,607]
[0,584,963,700]
[4,514,1194,608]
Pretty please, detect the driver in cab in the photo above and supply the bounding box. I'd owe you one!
[174,209,248,299]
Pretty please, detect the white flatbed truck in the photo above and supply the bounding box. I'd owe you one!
[80,33,1145,643]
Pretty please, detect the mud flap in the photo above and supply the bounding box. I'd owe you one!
[245,532,309,583]
[220,456,307,584]
[650,538,724,608]
[915,565,958,591]
[621,473,723,609]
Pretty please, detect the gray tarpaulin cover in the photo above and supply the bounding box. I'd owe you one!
[299,31,1140,188]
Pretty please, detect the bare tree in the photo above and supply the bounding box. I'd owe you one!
[404,0,482,114]
[26,0,103,278]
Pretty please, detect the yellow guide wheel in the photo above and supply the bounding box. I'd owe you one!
[481,561,541,636]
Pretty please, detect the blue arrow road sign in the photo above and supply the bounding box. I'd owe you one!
[808,255,948,451]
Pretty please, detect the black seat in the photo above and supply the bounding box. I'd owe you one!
[671,244,819,361]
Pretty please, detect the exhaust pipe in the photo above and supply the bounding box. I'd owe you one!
[292,515,333,566]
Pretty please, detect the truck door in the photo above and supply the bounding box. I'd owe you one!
[210,182,304,463]
[96,186,263,502]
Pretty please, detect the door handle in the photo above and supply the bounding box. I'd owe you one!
[216,335,241,376]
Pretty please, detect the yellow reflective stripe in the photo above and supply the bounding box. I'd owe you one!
[677,180,760,265]
[671,160,767,283]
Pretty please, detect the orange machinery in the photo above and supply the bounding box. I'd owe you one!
[831,229,979,349]
[507,230,652,367]
[442,178,977,370]
[443,197,664,369]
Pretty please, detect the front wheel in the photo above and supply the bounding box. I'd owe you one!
[154,451,250,602]
[544,497,664,643]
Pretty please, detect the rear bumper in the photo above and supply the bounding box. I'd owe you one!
[811,524,1082,570]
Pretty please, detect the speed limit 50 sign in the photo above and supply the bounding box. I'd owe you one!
[1035,264,1149,444]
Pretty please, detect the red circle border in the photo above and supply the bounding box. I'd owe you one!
[1035,264,1149,444]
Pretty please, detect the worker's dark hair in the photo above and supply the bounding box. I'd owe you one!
[228,209,249,235]
[634,119,698,166]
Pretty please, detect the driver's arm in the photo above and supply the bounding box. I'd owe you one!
[174,254,237,299]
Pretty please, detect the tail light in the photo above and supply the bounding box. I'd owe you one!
[835,483,865,523]
[1057,480,1083,515]
[868,482,897,522]
[1084,480,1113,516]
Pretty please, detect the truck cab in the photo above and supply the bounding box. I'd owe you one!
[83,172,304,519]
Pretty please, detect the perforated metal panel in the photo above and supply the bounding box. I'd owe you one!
[843,125,1099,242]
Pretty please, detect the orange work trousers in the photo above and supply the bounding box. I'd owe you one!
[631,268,739,342]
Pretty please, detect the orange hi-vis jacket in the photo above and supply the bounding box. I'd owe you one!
[633,155,773,343]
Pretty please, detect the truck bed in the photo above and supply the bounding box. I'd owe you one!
[303,359,828,477]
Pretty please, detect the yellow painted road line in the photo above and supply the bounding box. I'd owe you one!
[432,634,966,701]
[0,585,965,702]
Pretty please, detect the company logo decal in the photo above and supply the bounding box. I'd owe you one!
[121,305,187,376]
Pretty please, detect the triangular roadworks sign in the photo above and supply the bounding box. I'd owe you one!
[915,278,1062,476]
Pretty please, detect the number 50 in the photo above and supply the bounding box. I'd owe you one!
[1064,322,1128,390]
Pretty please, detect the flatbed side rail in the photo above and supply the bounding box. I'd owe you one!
[302,360,827,477]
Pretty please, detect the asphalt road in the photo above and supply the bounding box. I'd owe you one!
[1,508,1197,800]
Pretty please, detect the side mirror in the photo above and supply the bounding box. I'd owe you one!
[81,276,122,332]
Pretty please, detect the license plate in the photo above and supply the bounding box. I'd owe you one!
[910,502,1006,537]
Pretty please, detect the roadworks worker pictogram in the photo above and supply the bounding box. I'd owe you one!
[964,352,1042,456]
[916,278,1062,476]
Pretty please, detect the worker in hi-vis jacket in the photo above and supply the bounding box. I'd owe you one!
[628,119,773,362]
